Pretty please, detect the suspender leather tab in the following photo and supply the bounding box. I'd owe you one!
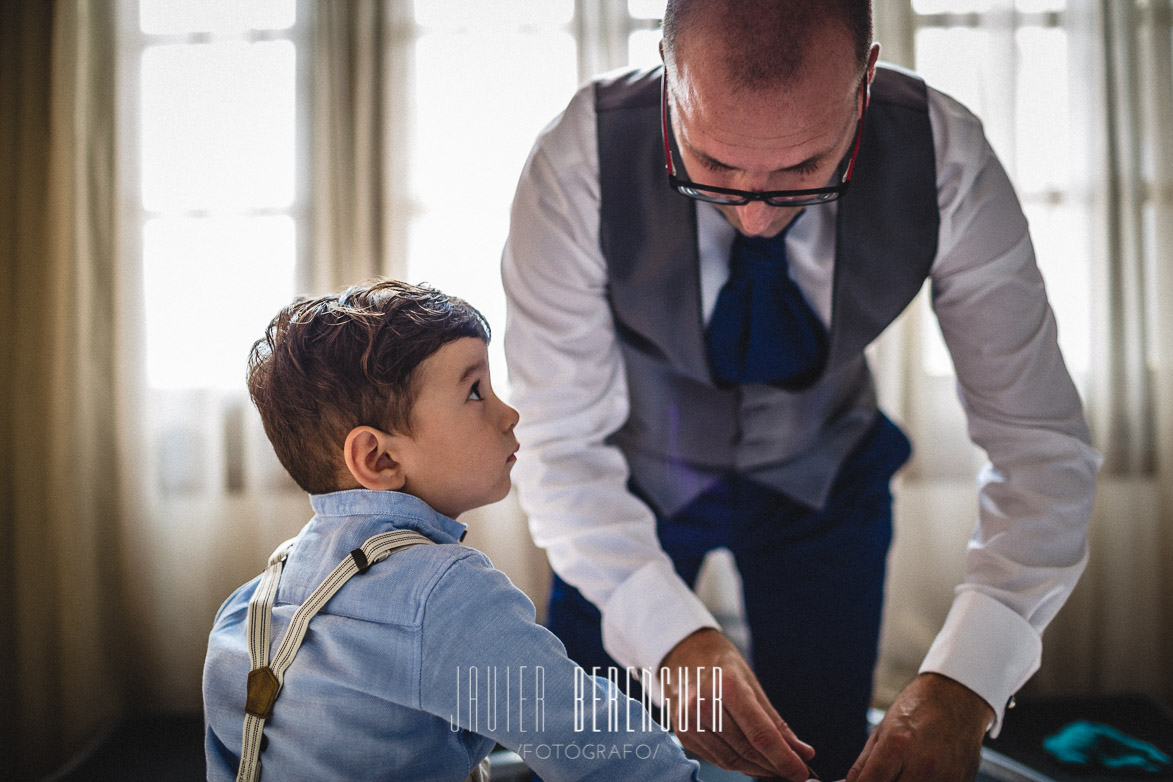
[245,666,281,720]
[350,547,371,574]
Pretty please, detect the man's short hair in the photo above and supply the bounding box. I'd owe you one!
[247,279,489,495]
[662,0,873,91]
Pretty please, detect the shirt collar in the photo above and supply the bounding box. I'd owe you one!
[308,489,469,544]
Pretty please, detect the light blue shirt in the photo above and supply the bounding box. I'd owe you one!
[203,489,701,781]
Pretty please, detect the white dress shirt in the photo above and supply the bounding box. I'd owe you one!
[501,67,1101,736]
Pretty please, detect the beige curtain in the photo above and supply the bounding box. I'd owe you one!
[0,1,126,779]
[870,0,1173,711]
[308,0,408,289]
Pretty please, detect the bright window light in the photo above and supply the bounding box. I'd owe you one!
[413,0,573,29]
[915,27,994,121]
[628,29,663,70]
[410,31,576,207]
[409,23,578,388]
[140,0,295,35]
[628,0,666,19]
[914,1,1089,378]
[134,7,300,391]
[913,0,994,12]
[1014,27,1070,193]
[143,216,296,390]
[141,40,295,212]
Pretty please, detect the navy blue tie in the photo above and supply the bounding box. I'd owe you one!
[705,224,829,388]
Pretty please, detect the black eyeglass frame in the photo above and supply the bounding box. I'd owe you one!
[660,71,870,207]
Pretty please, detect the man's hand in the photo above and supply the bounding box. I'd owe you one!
[847,673,995,782]
[659,628,815,781]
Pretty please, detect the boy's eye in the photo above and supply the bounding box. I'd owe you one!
[468,381,484,401]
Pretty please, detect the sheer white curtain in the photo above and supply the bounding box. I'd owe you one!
[1041,0,1173,704]
[870,0,1173,709]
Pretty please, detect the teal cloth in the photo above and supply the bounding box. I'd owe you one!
[1043,720,1172,774]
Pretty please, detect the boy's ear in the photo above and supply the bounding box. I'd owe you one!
[343,426,407,491]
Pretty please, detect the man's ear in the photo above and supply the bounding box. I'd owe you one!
[867,41,881,83]
[343,426,407,491]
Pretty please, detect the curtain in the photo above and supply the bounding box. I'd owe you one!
[1149,0,1173,710]
[308,0,405,289]
[869,0,1173,711]
[1036,0,1173,705]
[0,1,126,778]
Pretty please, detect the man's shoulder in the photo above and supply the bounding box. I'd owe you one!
[593,64,662,112]
[873,62,930,112]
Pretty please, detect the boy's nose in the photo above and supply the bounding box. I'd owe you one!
[500,401,520,431]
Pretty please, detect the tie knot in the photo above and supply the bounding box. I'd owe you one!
[731,232,788,281]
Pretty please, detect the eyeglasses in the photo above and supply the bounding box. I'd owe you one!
[660,71,869,208]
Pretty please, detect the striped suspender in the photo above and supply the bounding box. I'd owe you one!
[236,529,435,782]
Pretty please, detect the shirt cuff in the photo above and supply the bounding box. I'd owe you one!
[918,588,1042,737]
[601,559,720,674]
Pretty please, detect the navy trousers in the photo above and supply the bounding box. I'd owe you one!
[546,413,911,779]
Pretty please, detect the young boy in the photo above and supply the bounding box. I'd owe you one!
[202,280,702,781]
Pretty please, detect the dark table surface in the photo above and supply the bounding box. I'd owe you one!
[982,694,1173,782]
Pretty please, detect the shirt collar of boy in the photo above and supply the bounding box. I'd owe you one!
[309,488,468,545]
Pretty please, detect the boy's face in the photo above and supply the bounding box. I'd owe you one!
[396,337,519,518]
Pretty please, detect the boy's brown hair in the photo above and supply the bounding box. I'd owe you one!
[247,279,489,494]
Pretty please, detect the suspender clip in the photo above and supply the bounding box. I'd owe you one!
[350,548,371,574]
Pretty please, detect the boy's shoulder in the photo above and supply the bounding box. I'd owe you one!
[326,540,543,640]
[281,536,497,627]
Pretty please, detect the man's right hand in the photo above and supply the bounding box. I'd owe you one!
[658,628,815,780]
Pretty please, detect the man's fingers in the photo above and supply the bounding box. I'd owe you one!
[849,728,906,782]
[722,678,813,780]
[675,723,782,777]
[658,629,815,780]
[674,674,810,780]
[675,701,787,777]
[846,728,878,782]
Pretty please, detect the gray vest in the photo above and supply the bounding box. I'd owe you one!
[596,64,938,517]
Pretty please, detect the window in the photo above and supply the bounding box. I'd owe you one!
[120,0,664,495]
[910,0,1091,378]
[121,0,307,496]
[125,0,666,396]
[128,0,305,392]
[400,0,664,388]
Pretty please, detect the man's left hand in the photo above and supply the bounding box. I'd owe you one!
[846,672,995,782]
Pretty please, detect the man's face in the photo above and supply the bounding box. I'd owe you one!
[667,28,870,237]
[393,337,519,518]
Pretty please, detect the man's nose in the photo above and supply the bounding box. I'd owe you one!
[733,200,779,236]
